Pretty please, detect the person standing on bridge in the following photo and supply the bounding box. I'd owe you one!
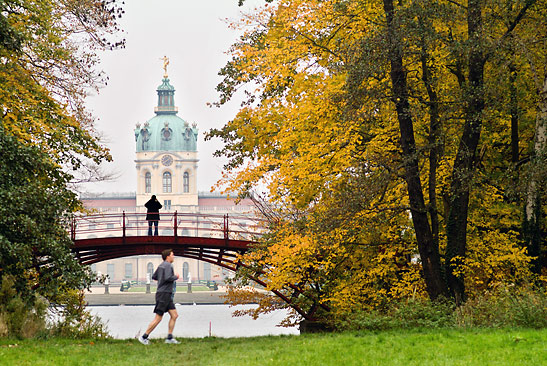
[138,248,180,345]
[145,195,162,236]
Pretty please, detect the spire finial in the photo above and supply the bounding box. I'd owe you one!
[160,55,169,78]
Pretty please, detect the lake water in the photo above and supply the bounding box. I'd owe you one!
[88,304,299,339]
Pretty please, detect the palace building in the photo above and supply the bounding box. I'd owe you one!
[81,63,255,285]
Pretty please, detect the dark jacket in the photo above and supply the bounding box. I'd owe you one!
[152,261,177,293]
[145,198,162,221]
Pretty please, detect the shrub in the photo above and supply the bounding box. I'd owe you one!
[48,289,110,339]
[456,284,547,328]
[335,283,547,331]
[335,298,455,331]
[0,275,109,339]
[0,275,48,338]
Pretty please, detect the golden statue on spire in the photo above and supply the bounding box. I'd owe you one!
[160,56,169,78]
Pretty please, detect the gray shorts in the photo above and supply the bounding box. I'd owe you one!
[154,292,175,316]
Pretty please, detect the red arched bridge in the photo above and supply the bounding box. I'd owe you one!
[71,211,260,270]
[70,211,329,320]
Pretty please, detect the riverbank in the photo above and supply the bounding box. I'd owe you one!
[84,285,230,305]
[2,328,545,365]
[85,292,228,305]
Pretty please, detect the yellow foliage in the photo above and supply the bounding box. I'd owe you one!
[0,0,120,167]
[213,0,546,323]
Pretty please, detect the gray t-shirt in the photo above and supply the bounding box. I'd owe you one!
[152,261,177,293]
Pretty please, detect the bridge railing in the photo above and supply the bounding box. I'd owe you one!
[71,211,266,241]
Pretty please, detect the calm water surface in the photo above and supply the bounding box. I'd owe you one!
[88,304,299,339]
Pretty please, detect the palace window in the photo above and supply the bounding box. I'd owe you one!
[145,172,151,193]
[140,128,150,150]
[125,263,132,279]
[107,264,115,281]
[161,126,172,141]
[163,172,172,193]
[203,262,211,281]
[183,172,189,193]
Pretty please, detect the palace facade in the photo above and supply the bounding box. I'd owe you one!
[81,68,254,284]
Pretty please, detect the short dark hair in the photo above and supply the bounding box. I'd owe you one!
[161,249,173,260]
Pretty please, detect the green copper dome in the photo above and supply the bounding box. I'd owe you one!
[156,78,175,91]
[134,78,198,152]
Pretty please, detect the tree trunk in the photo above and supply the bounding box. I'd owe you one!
[509,61,520,165]
[383,0,448,300]
[524,74,547,275]
[445,0,485,304]
[420,31,442,251]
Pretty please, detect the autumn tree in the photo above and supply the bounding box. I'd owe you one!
[0,0,124,303]
[210,0,544,322]
[514,4,547,276]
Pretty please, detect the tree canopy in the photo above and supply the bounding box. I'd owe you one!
[209,0,546,322]
[0,0,124,304]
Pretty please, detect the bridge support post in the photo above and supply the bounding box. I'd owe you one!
[224,214,229,246]
[174,211,178,240]
[70,218,76,241]
[122,211,126,241]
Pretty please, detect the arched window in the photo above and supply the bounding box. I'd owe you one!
[183,262,189,282]
[183,172,189,193]
[145,172,151,193]
[141,128,150,150]
[163,171,172,193]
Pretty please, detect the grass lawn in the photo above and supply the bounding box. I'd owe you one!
[1,328,545,365]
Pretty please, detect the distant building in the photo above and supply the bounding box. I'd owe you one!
[81,67,255,284]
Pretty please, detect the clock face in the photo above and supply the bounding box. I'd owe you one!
[161,155,173,166]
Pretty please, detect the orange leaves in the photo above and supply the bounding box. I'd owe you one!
[214,0,547,319]
[253,224,341,291]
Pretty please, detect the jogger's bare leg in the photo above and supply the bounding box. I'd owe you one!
[145,314,163,335]
[167,309,178,334]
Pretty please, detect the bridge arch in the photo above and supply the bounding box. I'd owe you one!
[71,212,328,320]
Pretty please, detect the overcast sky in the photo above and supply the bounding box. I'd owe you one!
[82,0,262,194]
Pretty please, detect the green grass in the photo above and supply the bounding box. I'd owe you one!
[1,328,545,365]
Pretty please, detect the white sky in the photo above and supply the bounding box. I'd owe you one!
[82,0,263,194]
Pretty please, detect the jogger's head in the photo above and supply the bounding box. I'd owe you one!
[162,248,174,261]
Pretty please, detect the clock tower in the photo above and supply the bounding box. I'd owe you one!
[134,63,199,211]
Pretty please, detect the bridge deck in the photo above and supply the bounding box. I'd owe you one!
[71,212,261,266]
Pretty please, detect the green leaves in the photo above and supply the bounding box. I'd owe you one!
[0,130,93,304]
